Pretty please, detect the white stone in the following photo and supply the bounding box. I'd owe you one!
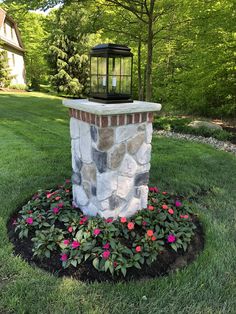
[73,185,89,206]
[115,124,138,143]
[135,143,152,165]
[81,202,98,216]
[70,117,80,139]
[97,171,117,201]
[117,176,133,199]
[71,139,81,172]
[119,154,137,177]
[139,185,149,209]
[100,199,110,211]
[63,99,162,115]
[79,121,92,163]
[146,123,153,144]
[99,209,120,220]
[119,197,141,218]
[137,163,151,173]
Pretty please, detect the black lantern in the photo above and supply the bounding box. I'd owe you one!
[89,43,133,103]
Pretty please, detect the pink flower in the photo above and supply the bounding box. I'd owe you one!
[153,187,159,193]
[175,201,182,207]
[168,208,174,215]
[26,217,33,225]
[180,214,189,219]
[63,239,70,246]
[68,226,73,233]
[79,216,88,225]
[135,246,141,252]
[103,243,110,249]
[60,253,68,262]
[46,193,52,199]
[102,250,110,259]
[66,179,70,183]
[53,207,60,214]
[55,196,61,201]
[127,222,135,230]
[142,221,147,226]
[120,217,127,223]
[148,205,154,211]
[149,187,155,192]
[58,202,64,208]
[167,234,176,243]
[12,219,17,225]
[93,228,101,236]
[71,240,80,249]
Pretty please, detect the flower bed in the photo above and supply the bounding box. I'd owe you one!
[8,181,204,282]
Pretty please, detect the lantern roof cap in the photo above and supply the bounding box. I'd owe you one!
[90,43,133,57]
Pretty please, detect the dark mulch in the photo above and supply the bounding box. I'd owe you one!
[7,212,204,283]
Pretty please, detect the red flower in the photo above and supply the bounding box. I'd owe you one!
[167,234,176,243]
[168,208,174,215]
[71,240,80,249]
[106,218,113,223]
[93,228,101,236]
[120,217,127,223]
[148,205,154,211]
[60,254,68,262]
[180,214,189,219]
[149,187,155,192]
[79,216,88,225]
[102,251,110,259]
[27,210,33,214]
[58,202,64,208]
[162,204,168,210]
[26,217,33,225]
[65,179,70,183]
[103,243,110,249]
[153,187,159,193]
[142,221,147,226]
[53,207,60,214]
[127,222,135,230]
[65,189,70,193]
[68,226,73,233]
[162,192,167,195]
[135,246,141,252]
[147,230,154,237]
[113,261,118,268]
[151,236,157,241]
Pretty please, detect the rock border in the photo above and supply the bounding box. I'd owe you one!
[155,130,236,155]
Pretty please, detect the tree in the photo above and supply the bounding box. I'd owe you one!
[0,45,11,87]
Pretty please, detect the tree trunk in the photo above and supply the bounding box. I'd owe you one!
[145,0,154,101]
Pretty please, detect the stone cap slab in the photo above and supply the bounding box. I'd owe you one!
[63,99,162,116]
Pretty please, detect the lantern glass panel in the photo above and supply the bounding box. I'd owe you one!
[123,57,132,75]
[98,57,106,75]
[108,75,120,94]
[121,76,131,94]
[91,57,97,75]
[91,75,97,92]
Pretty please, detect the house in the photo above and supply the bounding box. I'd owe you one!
[0,8,26,86]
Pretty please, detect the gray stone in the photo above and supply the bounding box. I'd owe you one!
[81,163,96,182]
[100,199,110,211]
[91,185,97,196]
[108,143,126,169]
[138,123,146,132]
[92,148,107,173]
[70,117,80,139]
[98,128,114,151]
[115,124,138,143]
[188,120,222,130]
[139,185,149,208]
[119,154,137,177]
[97,171,117,201]
[135,172,149,186]
[137,163,151,173]
[135,143,151,165]
[146,123,153,144]
[73,185,89,206]
[117,176,133,199]
[127,133,145,155]
[81,202,98,216]
[72,156,82,173]
[90,125,98,142]
[79,121,92,163]
[109,194,123,211]
[72,172,81,185]
[82,181,91,198]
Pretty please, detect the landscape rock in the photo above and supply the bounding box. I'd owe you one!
[188,120,222,130]
[127,133,145,155]
[92,148,107,173]
[97,128,114,151]
[108,143,126,169]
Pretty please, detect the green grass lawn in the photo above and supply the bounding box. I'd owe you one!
[0,92,236,314]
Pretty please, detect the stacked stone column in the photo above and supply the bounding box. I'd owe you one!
[63,99,161,219]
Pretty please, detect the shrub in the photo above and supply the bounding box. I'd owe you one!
[14,181,197,277]
[9,84,27,91]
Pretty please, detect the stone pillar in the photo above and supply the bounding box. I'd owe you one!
[63,99,161,219]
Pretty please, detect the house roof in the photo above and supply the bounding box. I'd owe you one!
[0,8,24,52]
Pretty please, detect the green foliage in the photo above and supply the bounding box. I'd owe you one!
[9,84,27,90]
[0,48,11,87]
[15,181,196,277]
[154,116,233,141]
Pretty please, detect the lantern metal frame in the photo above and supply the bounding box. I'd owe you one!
[89,43,133,103]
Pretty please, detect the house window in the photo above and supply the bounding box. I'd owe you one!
[12,54,15,67]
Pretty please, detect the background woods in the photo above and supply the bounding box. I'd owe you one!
[1,0,235,117]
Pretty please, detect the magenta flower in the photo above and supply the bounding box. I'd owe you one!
[103,243,110,249]
[53,207,60,214]
[26,217,33,225]
[149,187,155,192]
[60,253,68,261]
[106,218,113,223]
[93,228,101,236]
[102,250,110,260]
[71,240,80,249]
[175,201,182,207]
[63,239,70,246]
[167,234,176,243]
[58,202,64,208]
